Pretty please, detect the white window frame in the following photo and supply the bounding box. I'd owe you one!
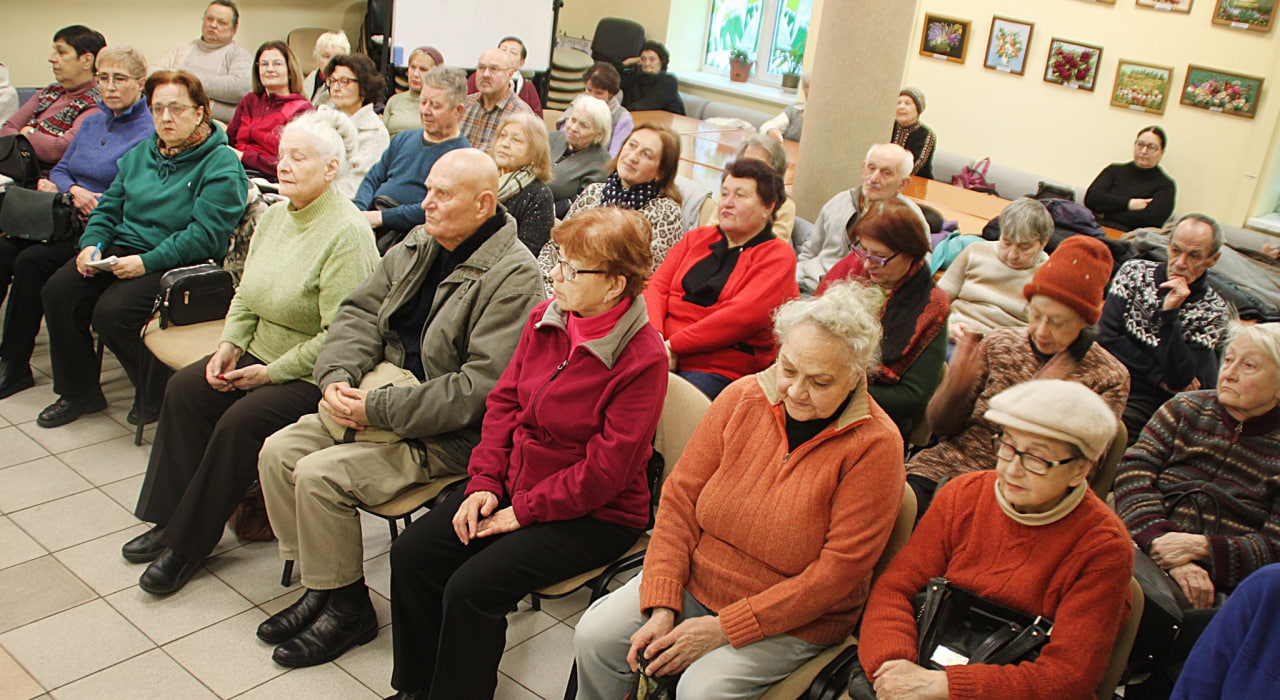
[699,0,805,88]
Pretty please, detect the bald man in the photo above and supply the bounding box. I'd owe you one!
[255,148,545,668]
[459,47,531,151]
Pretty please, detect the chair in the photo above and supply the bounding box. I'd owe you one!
[1089,422,1128,499]
[591,18,645,67]
[679,92,710,119]
[675,175,715,233]
[1098,577,1145,699]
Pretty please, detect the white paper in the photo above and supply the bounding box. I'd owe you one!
[930,645,970,667]
[86,256,120,270]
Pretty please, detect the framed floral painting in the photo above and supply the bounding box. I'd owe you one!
[919,14,971,64]
[1212,0,1275,32]
[1044,38,1103,91]
[1136,0,1194,12]
[1111,60,1174,115]
[1181,64,1264,118]
[984,16,1034,75]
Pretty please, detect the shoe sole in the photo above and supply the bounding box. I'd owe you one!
[271,622,378,668]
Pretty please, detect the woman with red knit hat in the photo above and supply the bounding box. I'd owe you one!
[906,236,1132,516]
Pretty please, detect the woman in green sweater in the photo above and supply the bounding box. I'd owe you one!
[124,109,380,596]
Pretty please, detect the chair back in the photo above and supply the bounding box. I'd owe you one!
[674,175,715,233]
[651,373,712,502]
[591,18,645,67]
[872,486,918,582]
[1097,577,1144,698]
[1089,421,1128,498]
[287,27,328,74]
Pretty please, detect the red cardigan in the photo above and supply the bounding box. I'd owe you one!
[859,471,1134,699]
[643,225,799,381]
[226,92,314,175]
[464,298,667,530]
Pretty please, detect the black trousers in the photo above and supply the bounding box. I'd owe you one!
[1122,389,1170,447]
[0,237,76,363]
[134,355,321,558]
[40,246,169,404]
[389,486,642,698]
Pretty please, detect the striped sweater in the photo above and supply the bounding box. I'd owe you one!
[1114,391,1280,589]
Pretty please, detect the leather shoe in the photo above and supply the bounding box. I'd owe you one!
[127,402,160,426]
[0,360,34,400]
[36,395,107,428]
[384,692,427,700]
[121,525,166,564]
[139,549,203,596]
[257,588,331,644]
[271,593,378,667]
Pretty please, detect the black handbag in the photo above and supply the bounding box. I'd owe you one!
[0,187,80,243]
[0,134,39,189]
[624,654,679,700]
[155,263,234,328]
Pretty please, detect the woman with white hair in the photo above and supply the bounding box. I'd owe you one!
[302,29,349,106]
[490,111,554,255]
[575,281,905,698]
[548,93,612,217]
[122,108,380,597]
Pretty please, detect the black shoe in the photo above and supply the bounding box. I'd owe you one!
[36,395,107,428]
[257,588,331,644]
[0,360,34,400]
[385,692,427,700]
[138,549,203,596]
[126,402,160,426]
[121,525,166,564]
[271,593,378,667]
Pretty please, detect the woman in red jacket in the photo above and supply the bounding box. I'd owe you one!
[644,157,799,399]
[226,40,313,179]
[384,207,668,700]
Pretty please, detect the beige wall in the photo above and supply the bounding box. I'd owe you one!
[558,0,671,46]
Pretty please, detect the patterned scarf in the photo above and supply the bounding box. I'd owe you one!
[872,260,950,385]
[599,171,662,211]
[157,120,212,159]
[496,166,537,203]
[26,83,100,139]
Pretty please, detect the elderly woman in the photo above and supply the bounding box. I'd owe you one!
[37,71,248,429]
[490,111,554,255]
[907,237,1130,515]
[586,62,632,156]
[382,46,442,136]
[644,158,798,399]
[1115,322,1280,610]
[227,41,313,179]
[891,87,935,179]
[548,94,612,217]
[620,40,684,114]
[1,25,106,167]
[761,73,809,143]
[707,135,795,241]
[819,198,949,438]
[322,53,389,198]
[1085,126,1176,232]
[383,207,667,699]
[575,281,905,698]
[122,109,380,596]
[859,379,1134,699]
[939,197,1052,343]
[301,29,349,106]
[0,46,153,402]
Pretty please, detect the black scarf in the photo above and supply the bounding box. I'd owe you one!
[600,172,662,211]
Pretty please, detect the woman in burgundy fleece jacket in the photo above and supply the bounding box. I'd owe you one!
[226,40,313,179]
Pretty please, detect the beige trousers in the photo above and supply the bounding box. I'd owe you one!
[258,414,462,590]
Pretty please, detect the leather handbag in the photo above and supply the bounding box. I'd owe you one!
[950,157,999,196]
[227,482,274,542]
[317,361,419,444]
[0,187,80,243]
[156,262,235,329]
[624,654,679,700]
[0,134,39,189]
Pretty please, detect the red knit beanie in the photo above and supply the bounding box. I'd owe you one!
[1022,236,1113,324]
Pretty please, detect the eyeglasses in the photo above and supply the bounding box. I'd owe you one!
[991,433,1080,476]
[849,241,901,267]
[1134,141,1162,153]
[548,242,605,282]
[258,60,286,70]
[326,76,356,88]
[95,73,137,86]
[153,102,198,117]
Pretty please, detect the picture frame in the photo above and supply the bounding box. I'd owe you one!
[1135,0,1194,13]
[1044,38,1103,91]
[984,16,1034,75]
[1211,0,1275,32]
[1111,60,1174,114]
[919,14,971,64]
[1180,64,1265,118]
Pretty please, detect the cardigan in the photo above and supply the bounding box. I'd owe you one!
[1114,391,1280,590]
[503,180,554,256]
[334,103,391,200]
[891,121,935,179]
[0,79,100,165]
[937,240,1047,334]
[464,297,667,529]
[620,70,684,114]
[219,188,379,383]
[1170,563,1280,700]
[548,131,610,204]
[352,131,470,231]
[859,471,1134,700]
[1084,162,1176,232]
[643,225,799,381]
[226,92,315,176]
[48,97,155,194]
[639,369,904,647]
[567,181,684,268]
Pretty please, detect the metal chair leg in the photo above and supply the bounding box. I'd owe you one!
[281,560,294,587]
[562,661,579,700]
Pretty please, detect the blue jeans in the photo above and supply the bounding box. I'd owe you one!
[677,370,734,400]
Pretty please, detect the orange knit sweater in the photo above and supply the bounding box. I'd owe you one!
[639,367,905,647]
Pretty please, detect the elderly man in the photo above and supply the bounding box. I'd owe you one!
[795,143,927,294]
[468,36,543,117]
[1099,212,1230,442]
[460,47,531,152]
[354,66,470,253]
[255,148,544,668]
[150,0,252,122]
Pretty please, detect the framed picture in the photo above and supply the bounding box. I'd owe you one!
[1111,60,1174,114]
[1212,0,1275,32]
[1181,64,1265,118]
[1136,0,1194,13]
[919,14,971,64]
[984,16,1034,75]
[1044,38,1103,91]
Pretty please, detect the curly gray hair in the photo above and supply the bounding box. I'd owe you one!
[773,281,884,374]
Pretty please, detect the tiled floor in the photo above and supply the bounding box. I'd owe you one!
[0,338,589,699]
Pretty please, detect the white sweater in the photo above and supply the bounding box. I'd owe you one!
[936,240,1047,334]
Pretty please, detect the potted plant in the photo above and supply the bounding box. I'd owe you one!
[728,46,753,82]
[780,43,804,89]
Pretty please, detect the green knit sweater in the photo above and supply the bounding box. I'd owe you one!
[220,187,379,383]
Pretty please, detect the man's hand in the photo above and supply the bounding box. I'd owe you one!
[1159,275,1191,311]
[362,210,383,228]
[320,383,369,429]
[1150,532,1210,569]
[1169,562,1216,609]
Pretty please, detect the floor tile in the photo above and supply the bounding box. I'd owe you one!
[332,624,394,698]
[0,457,92,514]
[359,510,395,561]
[0,646,45,699]
[232,663,378,699]
[0,426,48,469]
[0,556,95,634]
[56,435,151,486]
[51,648,215,700]
[496,673,543,700]
[53,523,150,597]
[535,587,592,623]
[205,540,300,605]
[0,600,153,689]
[499,623,577,700]
[98,474,144,512]
[162,608,283,698]
[105,572,253,646]
[0,515,47,571]
[0,382,56,425]
[505,603,560,651]
[8,489,139,552]
[16,412,129,455]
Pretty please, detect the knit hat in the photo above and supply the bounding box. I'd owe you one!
[985,380,1117,461]
[1022,236,1112,324]
[899,87,926,114]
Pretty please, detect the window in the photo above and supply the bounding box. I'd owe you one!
[703,0,811,84]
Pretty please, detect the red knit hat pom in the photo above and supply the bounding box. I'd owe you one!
[1022,236,1113,324]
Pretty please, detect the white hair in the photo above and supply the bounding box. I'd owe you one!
[1225,321,1280,382]
[281,107,356,185]
[569,94,612,148]
[865,143,914,180]
[773,281,884,374]
[313,30,351,59]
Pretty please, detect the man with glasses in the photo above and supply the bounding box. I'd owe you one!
[254,148,543,668]
[460,48,532,152]
[795,143,927,294]
[150,0,252,122]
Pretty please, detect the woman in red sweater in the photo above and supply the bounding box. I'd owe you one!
[858,379,1135,700]
[226,41,313,179]
[644,157,799,399]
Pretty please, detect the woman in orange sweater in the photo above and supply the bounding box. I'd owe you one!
[574,281,904,698]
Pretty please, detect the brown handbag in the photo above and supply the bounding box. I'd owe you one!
[227,482,275,541]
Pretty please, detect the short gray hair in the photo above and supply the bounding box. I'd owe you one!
[998,197,1054,245]
[281,107,356,185]
[569,94,612,148]
[313,30,350,59]
[1224,321,1280,381]
[773,281,884,374]
[736,134,786,176]
[421,66,468,108]
[1173,212,1225,255]
[96,46,147,79]
[865,143,914,180]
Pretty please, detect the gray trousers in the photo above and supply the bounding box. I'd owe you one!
[573,575,828,700]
